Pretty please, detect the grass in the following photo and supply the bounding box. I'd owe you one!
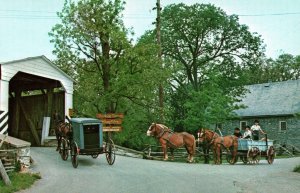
[0,172,41,193]
[293,165,300,173]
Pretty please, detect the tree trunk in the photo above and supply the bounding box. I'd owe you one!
[101,40,114,113]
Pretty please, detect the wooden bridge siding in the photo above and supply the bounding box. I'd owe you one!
[8,92,65,145]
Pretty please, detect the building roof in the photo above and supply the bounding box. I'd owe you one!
[1,55,74,82]
[234,79,300,117]
[0,55,74,94]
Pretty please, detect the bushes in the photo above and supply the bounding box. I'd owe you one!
[293,165,300,173]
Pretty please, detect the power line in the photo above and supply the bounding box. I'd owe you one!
[239,12,300,17]
[0,8,300,20]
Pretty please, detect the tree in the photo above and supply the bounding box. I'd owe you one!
[244,54,300,85]
[49,0,166,116]
[159,3,265,129]
[267,54,300,81]
[49,0,169,150]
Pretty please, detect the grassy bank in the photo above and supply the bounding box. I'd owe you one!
[293,165,300,173]
[0,172,41,193]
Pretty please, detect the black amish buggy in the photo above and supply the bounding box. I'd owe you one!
[59,118,116,168]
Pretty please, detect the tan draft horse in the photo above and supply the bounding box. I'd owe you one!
[147,123,196,163]
[197,128,220,164]
[53,113,71,151]
[198,129,238,164]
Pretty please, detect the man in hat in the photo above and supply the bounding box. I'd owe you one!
[251,120,266,140]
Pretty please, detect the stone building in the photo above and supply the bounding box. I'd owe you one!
[221,80,300,149]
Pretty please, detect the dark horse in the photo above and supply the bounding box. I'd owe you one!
[147,123,196,163]
[198,129,238,164]
[53,113,71,151]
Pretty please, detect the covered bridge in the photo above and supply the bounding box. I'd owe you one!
[0,56,73,146]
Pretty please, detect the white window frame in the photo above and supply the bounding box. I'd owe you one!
[240,121,247,130]
[279,121,287,131]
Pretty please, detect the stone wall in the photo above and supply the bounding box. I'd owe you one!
[214,116,300,149]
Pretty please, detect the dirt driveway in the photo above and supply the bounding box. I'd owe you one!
[18,147,300,193]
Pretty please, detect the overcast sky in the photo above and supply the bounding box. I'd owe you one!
[1,0,300,62]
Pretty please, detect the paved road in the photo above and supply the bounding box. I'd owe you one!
[18,147,300,193]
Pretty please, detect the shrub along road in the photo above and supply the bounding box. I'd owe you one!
[17,147,300,193]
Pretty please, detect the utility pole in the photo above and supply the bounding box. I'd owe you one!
[155,0,164,122]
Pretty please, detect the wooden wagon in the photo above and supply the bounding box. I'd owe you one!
[227,136,275,164]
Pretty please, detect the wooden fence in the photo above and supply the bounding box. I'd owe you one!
[142,144,205,160]
[0,149,16,172]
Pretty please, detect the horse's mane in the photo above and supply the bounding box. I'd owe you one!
[157,124,173,132]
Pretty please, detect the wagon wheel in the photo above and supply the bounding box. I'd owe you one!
[226,148,238,165]
[267,146,275,164]
[241,156,248,164]
[105,138,116,165]
[60,138,69,161]
[91,154,99,159]
[247,147,261,164]
[71,141,79,168]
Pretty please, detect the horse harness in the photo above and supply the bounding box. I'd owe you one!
[216,135,236,149]
[155,125,178,147]
[201,130,218,146]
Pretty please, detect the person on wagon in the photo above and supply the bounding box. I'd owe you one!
[251,120,266,140]
[243,126,252,139]
[233,127,242,138]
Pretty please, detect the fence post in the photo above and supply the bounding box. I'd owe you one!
[148,145,152,157]
[0,159,11,186]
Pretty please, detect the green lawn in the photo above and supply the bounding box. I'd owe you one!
[0,172,41,193]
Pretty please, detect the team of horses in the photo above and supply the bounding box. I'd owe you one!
[197,128,238,164]
[146,123,238,164]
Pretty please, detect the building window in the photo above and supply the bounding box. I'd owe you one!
[240,121,247,130]
[279,121,287,131]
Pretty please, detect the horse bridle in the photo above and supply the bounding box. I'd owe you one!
[152,123,172,139]
[199,130,218,145]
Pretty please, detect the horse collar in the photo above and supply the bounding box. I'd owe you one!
[209,132,218,145]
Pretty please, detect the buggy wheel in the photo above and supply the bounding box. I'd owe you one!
[226,149,238,165]
[241,156,248,164]
[71,141,78,168]
[247,147,261,164]
[60,138,69,161]
[105,138,116,165]
[267,146,275,164]
[91,154,99,159]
